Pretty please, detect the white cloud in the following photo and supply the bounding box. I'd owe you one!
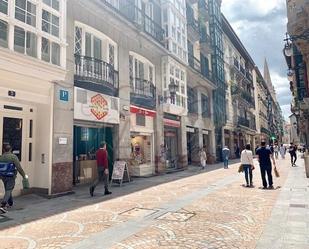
[222,0,291,120]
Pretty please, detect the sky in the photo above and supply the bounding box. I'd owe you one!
[221,0,291,121]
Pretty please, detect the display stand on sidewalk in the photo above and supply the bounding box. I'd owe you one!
[110,161,130,187]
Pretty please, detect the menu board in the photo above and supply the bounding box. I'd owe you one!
[111,161,127,180]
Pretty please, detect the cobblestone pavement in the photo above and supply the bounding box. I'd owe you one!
[0,157,302,249]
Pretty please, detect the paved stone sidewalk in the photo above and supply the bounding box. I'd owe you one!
[0,157,301,249]
[256,157,309,249]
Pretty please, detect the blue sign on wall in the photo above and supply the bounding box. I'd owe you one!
[60,90,69,102]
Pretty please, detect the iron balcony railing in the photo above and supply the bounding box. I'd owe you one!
[261,127,270,134]
[241,90,255,106]
[74,54,119,90]
[101,1,165,45]
[130,77,156,99]
[188,53,201,72]
[238,117,250,128]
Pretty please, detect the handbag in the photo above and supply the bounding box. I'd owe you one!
[238,164,244,173]
[274,166,280,178]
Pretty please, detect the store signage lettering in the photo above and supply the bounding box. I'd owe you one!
[89,94,109,120]
[163,118,180,128]
[130,106,156,117]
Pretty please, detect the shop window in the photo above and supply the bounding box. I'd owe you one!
[0,20,8,48]
[42,0,59,11]
[15,0,36,27]
[42,9,59,37]
[0,0,8,14]
[81,127,89,141]
[136,114,145,126]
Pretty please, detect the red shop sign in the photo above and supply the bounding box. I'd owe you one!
[130,106,156,117]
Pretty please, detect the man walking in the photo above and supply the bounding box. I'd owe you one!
[289,142,297,166]
[256,141,276,189]
[222,146,230,169]
[90,142,112,197]
[0,144,28,214]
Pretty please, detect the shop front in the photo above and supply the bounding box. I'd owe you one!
[73,87,119,185]
[164,113,181,169]
[129,106,156,176]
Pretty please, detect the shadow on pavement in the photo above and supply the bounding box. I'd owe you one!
[0,159,240,230]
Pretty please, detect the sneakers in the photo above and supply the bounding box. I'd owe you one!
[89,186,94,197]
[0,207,7,214]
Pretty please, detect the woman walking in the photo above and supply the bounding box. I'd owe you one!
[199,147,207,170]
[279,144,286,159]
[241,144,254,187]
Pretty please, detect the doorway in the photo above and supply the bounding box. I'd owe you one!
[1,117,23,160]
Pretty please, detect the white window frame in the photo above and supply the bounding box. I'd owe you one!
[75,21,118,70]
[0,0,66,68]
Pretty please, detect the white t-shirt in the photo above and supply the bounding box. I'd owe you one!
[240,149,254,165]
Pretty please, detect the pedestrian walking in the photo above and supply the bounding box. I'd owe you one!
[199,147,207,170]
[274,144,279,159]
[256,141,276,189]
[222,146,230,169]
[89,142,112,197]
[240,144,254,187]
[279,144,286,159]
[288,142,297,166]
[235,145,240,159]
[0,144,28,214]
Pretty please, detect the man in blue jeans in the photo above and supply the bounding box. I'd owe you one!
[222,146,230,169]
[256,141,276,189]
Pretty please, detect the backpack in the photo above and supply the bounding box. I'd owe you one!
[0,162,16,177]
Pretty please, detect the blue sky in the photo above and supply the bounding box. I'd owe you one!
[221,0,291,121]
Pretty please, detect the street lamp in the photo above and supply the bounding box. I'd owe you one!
[168,78,178,105]
[158,78,179,105]
[287,68,294,81]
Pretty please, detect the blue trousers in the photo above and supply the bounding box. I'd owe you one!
[223,158,229,168]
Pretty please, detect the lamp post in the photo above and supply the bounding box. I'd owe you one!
[168,78,178,105]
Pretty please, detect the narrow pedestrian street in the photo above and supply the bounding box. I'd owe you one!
[0,156,308,249]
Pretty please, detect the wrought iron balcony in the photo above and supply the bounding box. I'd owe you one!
[74,54,119,96]
[241,91,255,107]
[101,1,165,46]
[238,117,250,128]
[261,127,270,134]
[130,77,156,109]
[188,53,201,72]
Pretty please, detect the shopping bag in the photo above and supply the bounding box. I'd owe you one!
[238,164,244,173]
[274,166,280,178]
[22,178,30,189]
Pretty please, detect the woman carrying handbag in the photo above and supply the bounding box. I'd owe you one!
[240,144,255,187]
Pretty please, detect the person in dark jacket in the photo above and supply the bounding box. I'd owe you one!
[0,144,28,214]
[256,141,276,189]
[289,142,297,166]
[89,142,112,197]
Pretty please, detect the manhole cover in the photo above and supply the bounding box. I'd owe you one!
[289,204,308,208]
[0,215,12,223]
[156,211,195,222]
[119,207,157,217]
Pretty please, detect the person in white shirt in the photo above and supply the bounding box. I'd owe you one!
[240,144,254,187]
[199,147,207,170]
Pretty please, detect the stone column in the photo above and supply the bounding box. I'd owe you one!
[117,46,131,162]
[178,116,188,169]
